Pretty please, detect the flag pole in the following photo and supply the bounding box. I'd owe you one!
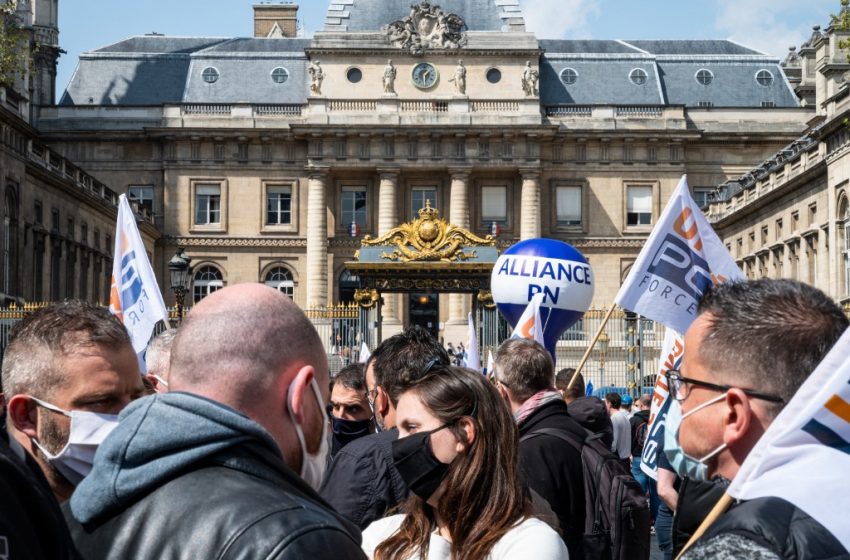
[674,493,734,559]
[567,304,617,390]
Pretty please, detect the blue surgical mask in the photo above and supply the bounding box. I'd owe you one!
[663,395,727,481]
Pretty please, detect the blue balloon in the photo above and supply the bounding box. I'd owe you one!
[490,239,594,356]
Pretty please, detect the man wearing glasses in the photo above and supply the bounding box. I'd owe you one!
[669,279,848,559]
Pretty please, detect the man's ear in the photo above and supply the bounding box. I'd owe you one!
[288,366,316,425]
[722,389,753,447]
[495,381,511,404]
[7,395,39,438]
[375,385,391,418]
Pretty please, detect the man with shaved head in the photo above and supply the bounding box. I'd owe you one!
[62,284,366,559]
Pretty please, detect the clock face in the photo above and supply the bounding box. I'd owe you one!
[411,62,439,89]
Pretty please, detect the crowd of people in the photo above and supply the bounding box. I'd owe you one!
[0,277,848,559]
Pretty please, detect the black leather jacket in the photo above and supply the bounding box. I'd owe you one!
[63,442,366,560]
[687,497,849,560]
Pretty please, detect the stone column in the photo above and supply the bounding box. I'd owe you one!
[448,169,471,325]
[520,169,541,240]
[306,169,329,308]
[378,169,401,324]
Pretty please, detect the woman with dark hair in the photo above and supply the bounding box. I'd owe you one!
[362,366,567,560]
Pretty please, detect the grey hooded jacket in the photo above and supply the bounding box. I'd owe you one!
[63,392,365,560]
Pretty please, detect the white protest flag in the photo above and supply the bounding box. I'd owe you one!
[615,175,743,334]
[485,350,495,378]
[510,293,546,347]
[465,312,481,372]
[108,195,169,356]
[640,327,684,480]
[358,341,371,364]
[728,327,850,545]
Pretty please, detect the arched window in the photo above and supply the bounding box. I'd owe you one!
[193,265,223,303]
[842,199,850,298]
[265,266,294,299]
[4,187,18,297]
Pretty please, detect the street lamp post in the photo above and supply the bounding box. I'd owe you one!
[168,248,192,323]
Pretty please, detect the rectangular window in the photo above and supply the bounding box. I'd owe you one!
[195,184,221,225]
[266,186,292,225]
[776,219,783,240]
[34,201,43,224]
[128,186,154,214]
[626,185,652,226]
[692,188,713,209]
[411,188,437,219]
[341,187,367,227]
[556,186,582,226]
[481,186,507,224]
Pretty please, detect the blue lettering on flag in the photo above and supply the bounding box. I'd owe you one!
[119,251,143,308]
[802,418,850,457]
[647,234,712,301]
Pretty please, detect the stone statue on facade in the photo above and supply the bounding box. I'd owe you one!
[521,61,539,97]
[383,60,397,95]
[383,2,468,56]
[309,60,324,95]
[451,59,466,95]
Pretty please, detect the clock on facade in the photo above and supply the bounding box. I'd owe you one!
[411,62,439,89]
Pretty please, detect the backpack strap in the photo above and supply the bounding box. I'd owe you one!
[519,427,585,455]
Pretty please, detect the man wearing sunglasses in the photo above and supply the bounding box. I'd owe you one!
[671,279,848,559]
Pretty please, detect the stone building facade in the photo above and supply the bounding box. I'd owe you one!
[709,18,850,313]
[0,0,157,307]
[34,1,814,339]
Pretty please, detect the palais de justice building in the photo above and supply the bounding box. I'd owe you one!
[30,0,815,339]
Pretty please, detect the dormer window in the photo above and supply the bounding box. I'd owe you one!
[202,67,220,84]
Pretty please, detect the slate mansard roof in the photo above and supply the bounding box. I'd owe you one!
[59,2,799,109]
[539,39,799,108]
[60,37,311,106]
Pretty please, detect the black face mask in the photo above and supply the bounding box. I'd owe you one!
[331,416,372,453]
[391,424,452,501]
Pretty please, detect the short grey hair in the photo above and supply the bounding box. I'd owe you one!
[494,338,554,403]
[145,329,177,378]
[1,301,131,400]
[697,279,848,413]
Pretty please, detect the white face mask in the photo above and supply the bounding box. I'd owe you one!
[30,396,120,485]
[287,378,330,491]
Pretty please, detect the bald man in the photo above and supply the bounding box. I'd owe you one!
[62,284,365,560]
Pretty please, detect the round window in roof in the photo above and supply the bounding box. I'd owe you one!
[696,69,713,86]
[486,68,502,84]
[201,67,219,84]
[560,68,578,85]
[756,69,774,87]
[347,67,363,84]
[271,67,289,84]
[629,68,648,86]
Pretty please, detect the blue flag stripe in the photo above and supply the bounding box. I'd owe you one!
[801,418,850,457]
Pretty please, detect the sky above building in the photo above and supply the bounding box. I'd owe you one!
[56,0,837,94]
